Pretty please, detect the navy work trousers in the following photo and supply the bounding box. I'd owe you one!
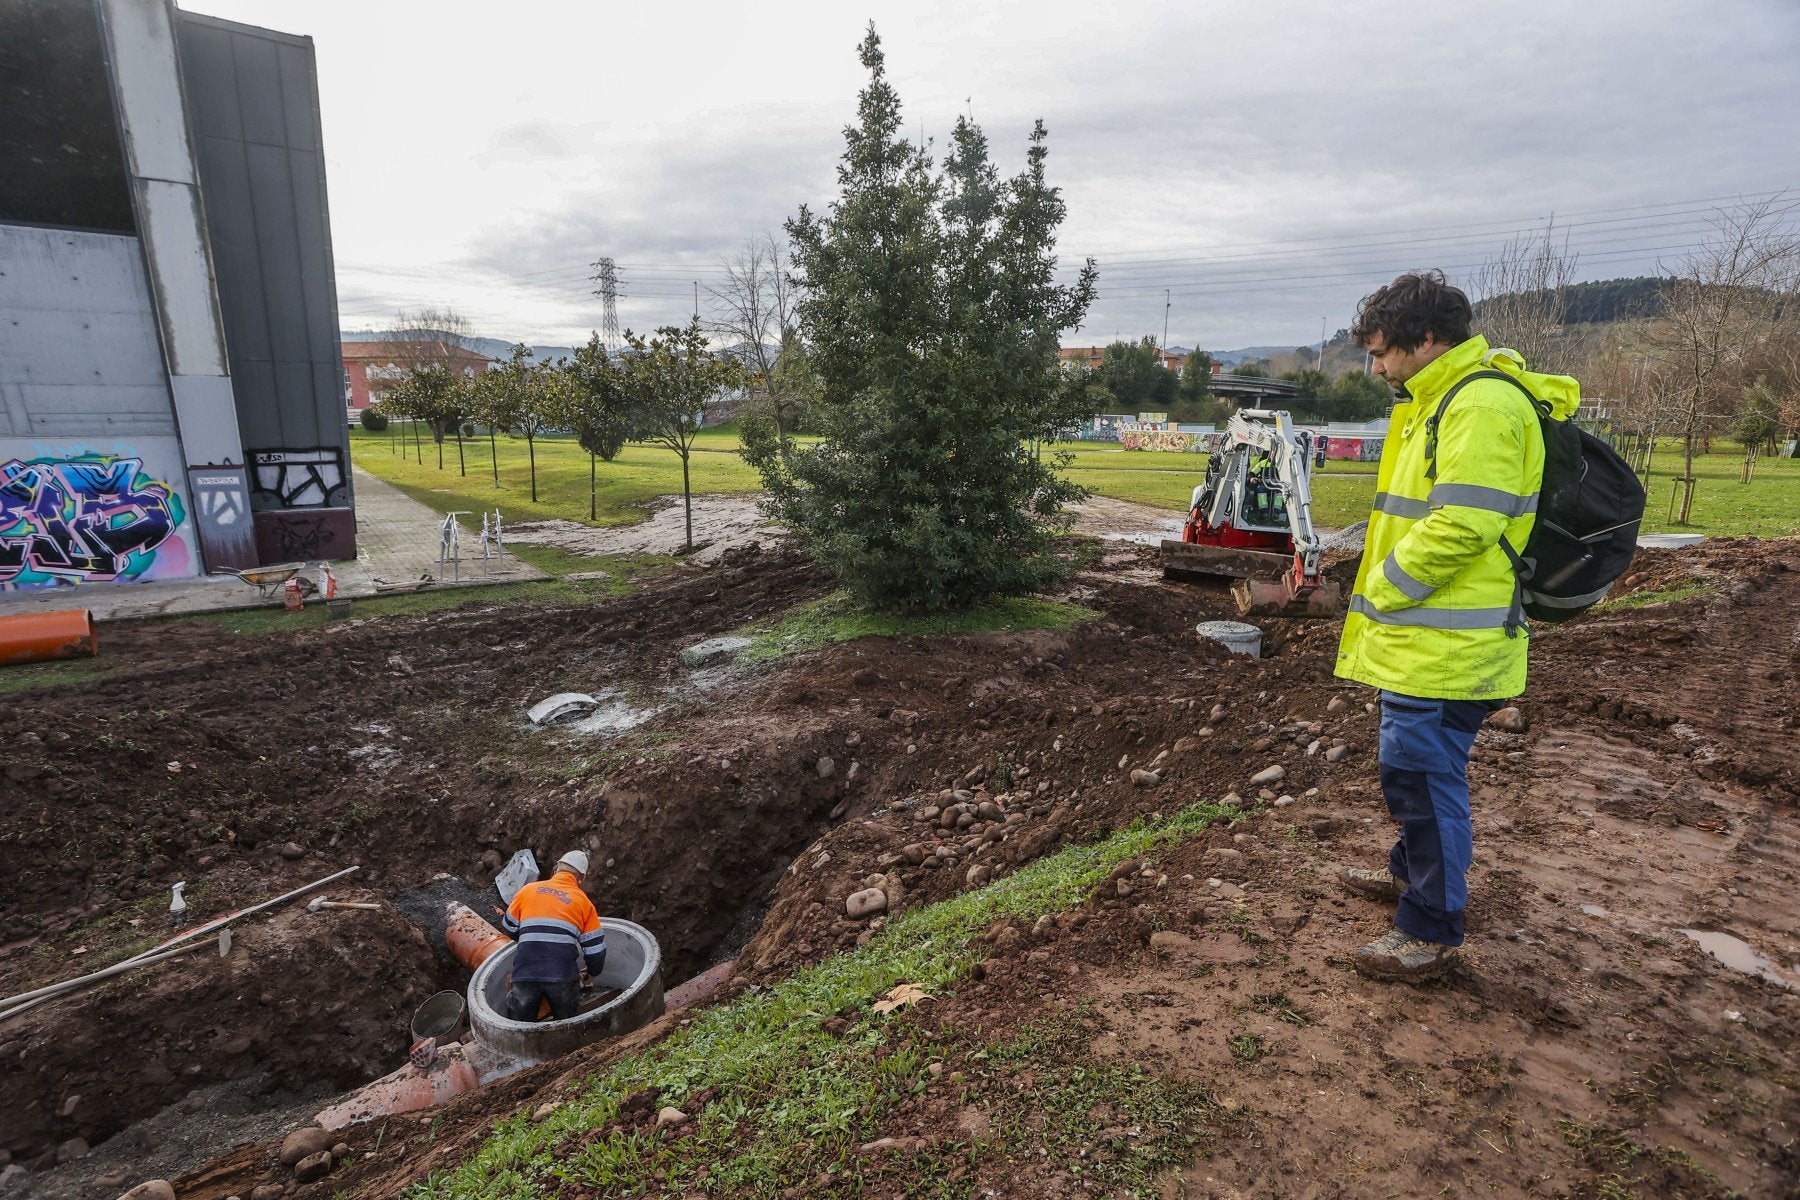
[1378,690,1495,947]
[505,977,580,1021]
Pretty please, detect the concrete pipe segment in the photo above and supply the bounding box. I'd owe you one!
[467,919,666,1063]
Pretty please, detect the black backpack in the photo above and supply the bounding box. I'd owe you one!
[1427,369,1645,628]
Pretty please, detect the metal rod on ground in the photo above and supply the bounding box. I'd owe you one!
[0,938,214,1023]
[125,865,362,963]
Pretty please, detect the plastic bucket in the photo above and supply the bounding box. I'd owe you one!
[1195,619,1262,658]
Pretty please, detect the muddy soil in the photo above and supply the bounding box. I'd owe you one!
[4,535,1798,1199]
[0,543,838,1170]
[505,496,781,564]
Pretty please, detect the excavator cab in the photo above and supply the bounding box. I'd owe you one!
[1160,410,1345,619]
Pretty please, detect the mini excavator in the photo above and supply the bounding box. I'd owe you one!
[1159,409,1344,618]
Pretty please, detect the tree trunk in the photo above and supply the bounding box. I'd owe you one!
[527,436,538,504]
[1678,419,1699,524]
[489,430,499,486]
[436,433,443,471]
[682,451,693,551]
[589,453,597,522]
[456,429,466,477]
[411,419,422,463]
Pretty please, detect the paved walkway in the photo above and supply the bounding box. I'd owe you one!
[0,467,545,623]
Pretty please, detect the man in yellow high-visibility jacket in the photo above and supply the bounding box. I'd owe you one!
[1336,270,1569,982]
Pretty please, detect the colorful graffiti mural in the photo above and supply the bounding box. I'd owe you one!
[0,454,189,589]
[1318,436,1385,462]
[1121,430,1198,452]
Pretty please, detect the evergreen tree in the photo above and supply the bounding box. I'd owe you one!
[752,27,1097,611]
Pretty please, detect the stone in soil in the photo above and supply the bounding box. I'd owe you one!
[656,1107,690,1128]
[279,1126,335,1166]
[1250,764,1287,786]
[1490,706,1529,733]
[293,1150,334,1183]
[845,888,887,919]
[116,1183,176,1200]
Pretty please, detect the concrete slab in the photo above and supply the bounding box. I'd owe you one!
[0,467,546,623]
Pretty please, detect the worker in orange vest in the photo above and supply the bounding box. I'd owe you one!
[499,850,605,1020]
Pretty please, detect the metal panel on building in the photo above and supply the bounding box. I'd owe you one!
[175,9,354,558]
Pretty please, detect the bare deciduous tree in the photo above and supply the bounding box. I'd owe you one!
[705,234,803,455]
[1470,217,1581,373]
[378,306,481,474]
[1646,195,1800,522]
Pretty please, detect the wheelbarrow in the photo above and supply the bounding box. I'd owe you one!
[212,562,316,601]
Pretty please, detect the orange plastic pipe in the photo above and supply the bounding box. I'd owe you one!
[0,609,97,666]
[314,1040,483,1129]
[445,902,510,972]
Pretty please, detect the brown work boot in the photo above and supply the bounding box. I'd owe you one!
[1341,866,1408,902]
[1353,928,1460,981]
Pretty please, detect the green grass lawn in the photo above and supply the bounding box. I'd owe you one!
[353,425,1797,539]
[351,424,762,528]
[1052,438,1799,536]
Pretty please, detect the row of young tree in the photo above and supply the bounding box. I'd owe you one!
[374,315,737,548]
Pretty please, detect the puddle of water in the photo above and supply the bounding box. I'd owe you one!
[1579,903,1609,917]
[1678,928,1798,989]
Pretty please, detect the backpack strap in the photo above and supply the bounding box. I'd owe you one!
[1423,368,1545,638]
[1423,369,1544,480]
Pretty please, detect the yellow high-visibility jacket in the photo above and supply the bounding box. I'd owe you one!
[1335,335,1581,701]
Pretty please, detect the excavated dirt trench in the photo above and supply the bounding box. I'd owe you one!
[4,535,1798,1199]
[0,544,847,1170]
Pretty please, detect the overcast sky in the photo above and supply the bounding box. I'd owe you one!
[186,0,1800,353]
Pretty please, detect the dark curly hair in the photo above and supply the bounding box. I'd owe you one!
[1351,270,1472,352]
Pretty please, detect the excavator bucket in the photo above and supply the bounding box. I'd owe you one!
[1232,576,1344,619]
[1159,539,1293,583]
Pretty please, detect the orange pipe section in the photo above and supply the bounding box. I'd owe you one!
[445,902,510,971]
[0,609,97,666]
[314,1040,483,1129]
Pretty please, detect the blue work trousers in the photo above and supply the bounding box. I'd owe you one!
[1378,691,1495,947]
[505,977,580,1022]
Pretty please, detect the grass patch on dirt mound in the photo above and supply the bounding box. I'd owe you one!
[739,591,1101,663]
[411,799,1243,1200]
[180,553,682,638]
[0,656,117,699]
[1598,580,1716,610]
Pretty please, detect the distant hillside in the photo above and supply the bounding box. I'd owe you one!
[341,329,576,363]
[1210,345,1297,367]
[1473,275,1669,326]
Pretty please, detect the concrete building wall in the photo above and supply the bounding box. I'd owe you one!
[0,226,204,588]
[175,10,355,564]
[1,0,352,590]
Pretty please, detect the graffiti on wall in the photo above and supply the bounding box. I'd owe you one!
[186,466,259,571]
[249,447,347,508]
[253,508,355,564]
[0,454,189,589]
[1121,431,1198,453]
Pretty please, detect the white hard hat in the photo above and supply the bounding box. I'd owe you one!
[556,850,590,877]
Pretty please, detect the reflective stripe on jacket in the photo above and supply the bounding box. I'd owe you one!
[1335,335,1575,701]
[501,870,605,984]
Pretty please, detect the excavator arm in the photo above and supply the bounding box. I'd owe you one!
[1159,409,1344,619]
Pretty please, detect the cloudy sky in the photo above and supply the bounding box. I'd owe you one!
[187,0,1799,353]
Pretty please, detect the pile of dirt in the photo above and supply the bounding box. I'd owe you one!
[6,534,1799,1200]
